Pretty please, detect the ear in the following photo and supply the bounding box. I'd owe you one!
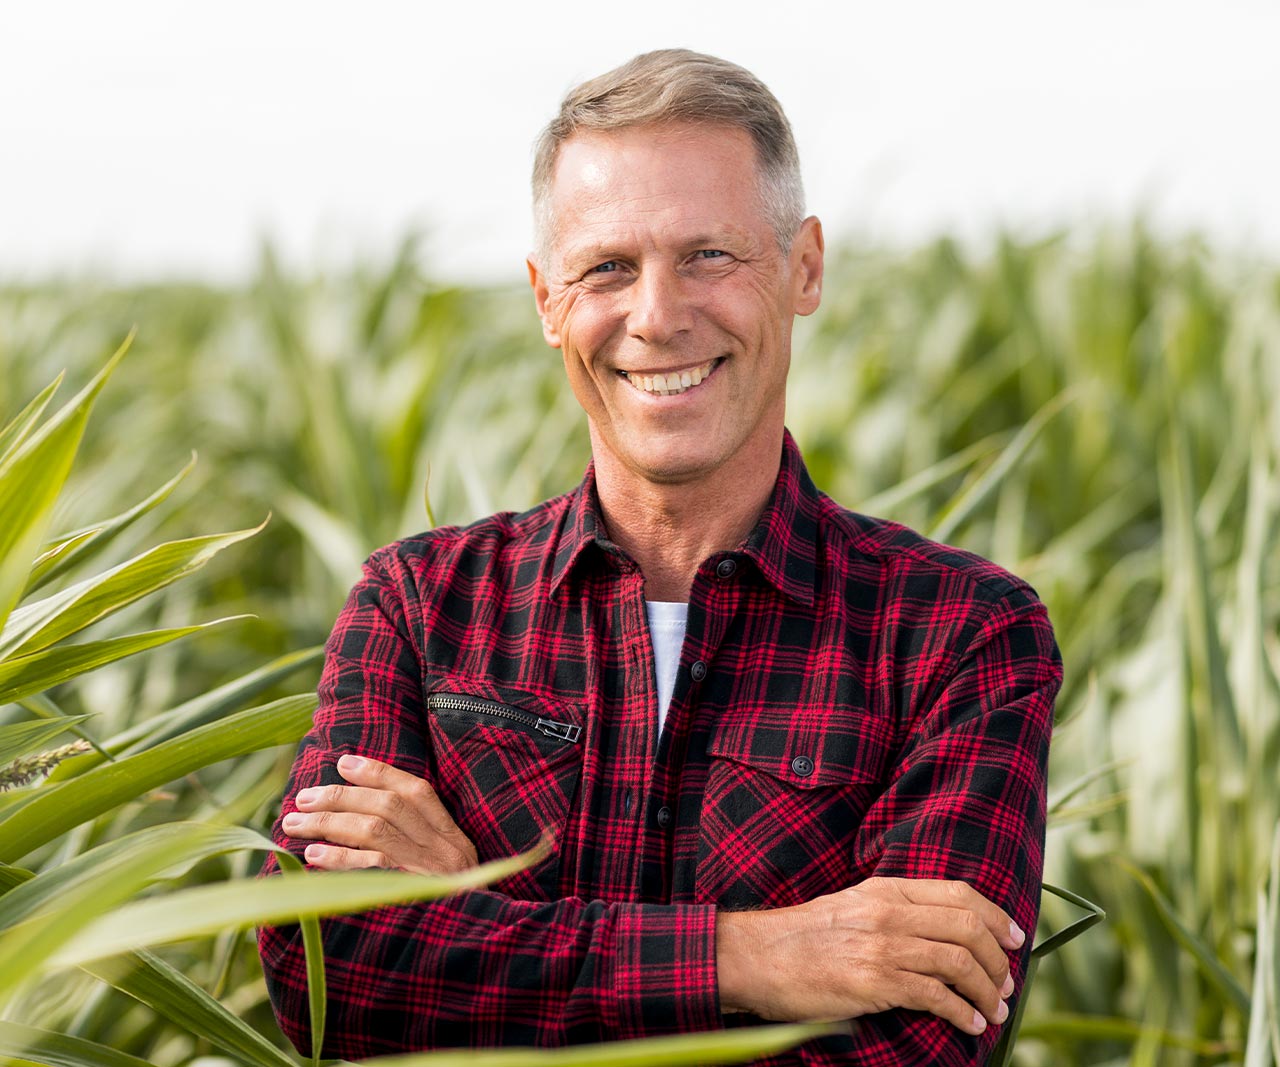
[790,216,824,317]
[527,256,563,348]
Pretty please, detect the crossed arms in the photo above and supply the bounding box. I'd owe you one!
[258,551,1060,1064]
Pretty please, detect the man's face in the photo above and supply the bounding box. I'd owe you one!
[528,123,823,487]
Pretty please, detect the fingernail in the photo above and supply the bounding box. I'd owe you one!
[295,788,318,806]
[1009,921,1025,947]
[972,1011,986,1034]
[997,1000,1009,1024]
[338,754,364,772]
[304,844,326,861]
[282,812,303,830]
[1001,974,1015,998]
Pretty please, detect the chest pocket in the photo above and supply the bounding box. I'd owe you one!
[426,687,585,901]
[695,710,893,910]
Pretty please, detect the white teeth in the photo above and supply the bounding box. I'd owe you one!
[624,359,718,397]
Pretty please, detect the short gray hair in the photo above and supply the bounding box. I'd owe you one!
[532,49,805,262]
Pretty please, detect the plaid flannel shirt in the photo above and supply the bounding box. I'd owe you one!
[258,431,1060,1065]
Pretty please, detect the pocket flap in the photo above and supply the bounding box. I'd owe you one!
[705,709,892,788]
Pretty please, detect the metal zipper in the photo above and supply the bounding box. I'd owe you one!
[427,694,582,744]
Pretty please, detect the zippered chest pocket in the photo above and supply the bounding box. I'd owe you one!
[425,689,585,901]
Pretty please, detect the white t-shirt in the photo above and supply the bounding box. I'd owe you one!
[645,600,689,734]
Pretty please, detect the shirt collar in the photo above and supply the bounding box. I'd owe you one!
[549,429,820,606]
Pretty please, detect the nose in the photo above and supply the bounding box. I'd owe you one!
[626,266,693,345]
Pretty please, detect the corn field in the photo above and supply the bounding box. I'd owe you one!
[1,226,1278,1066]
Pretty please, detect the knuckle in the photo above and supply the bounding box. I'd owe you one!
[942,944,971,975]
[406,777,437,804]
[362,814,391,842]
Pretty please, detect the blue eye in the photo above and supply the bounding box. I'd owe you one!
[589,261,619,274]
[696,250,726,259]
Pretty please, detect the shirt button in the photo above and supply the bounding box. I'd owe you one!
[791,755,815,777]
[656,805,673,829]
[716,558,737,579]
[690,660,707,682]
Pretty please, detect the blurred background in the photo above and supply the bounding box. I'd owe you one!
[2,2,1279,1065]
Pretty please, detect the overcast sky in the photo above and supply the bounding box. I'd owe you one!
[3,1,1278,284]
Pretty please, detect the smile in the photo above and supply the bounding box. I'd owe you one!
[619,357,723,397]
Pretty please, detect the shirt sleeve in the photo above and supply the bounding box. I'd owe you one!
[256,555,721,1058]
[844,581,1061,1067]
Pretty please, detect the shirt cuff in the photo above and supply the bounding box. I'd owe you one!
[609,901,722,1038]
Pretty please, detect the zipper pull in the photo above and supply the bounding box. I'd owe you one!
[536,718,582,743]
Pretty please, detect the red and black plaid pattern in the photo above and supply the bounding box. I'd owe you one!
[259,431,1061,1065]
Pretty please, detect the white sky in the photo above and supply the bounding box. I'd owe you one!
[2,0,1278,284]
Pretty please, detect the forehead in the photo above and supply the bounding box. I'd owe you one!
[545,123,768,254]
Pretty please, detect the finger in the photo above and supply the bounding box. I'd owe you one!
[896,972,992,1037]
[295,782,476,865]
[284,809,475,874]
[890,878,1025,952]
[896,937,1007,1026]
[334,755,471,839]
[302,842,389,870]
[888,901,1012,992]
[284,809,398,850]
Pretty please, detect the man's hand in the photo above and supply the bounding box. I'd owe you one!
[281,754,479,874]
[716,877,1024,1037]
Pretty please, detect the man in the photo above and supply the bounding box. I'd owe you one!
[259,49,1060,1066]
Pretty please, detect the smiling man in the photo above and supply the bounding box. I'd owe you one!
[259,50,1061,1066]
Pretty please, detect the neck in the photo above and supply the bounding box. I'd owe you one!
[590,427,784,602]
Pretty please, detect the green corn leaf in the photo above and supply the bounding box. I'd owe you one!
[276,848,326,1066]
[1047,760,1128,816]
[25,452,198,595]
[0,342,128,638]
[0,520,266,661]
[0,822,276,931]
[0,844,299,1067]
[46,846,547,970]
[1243,881,1272,1067]
[1122,860,1251,1018]
[928,386,1079,545]
[1012,1013,1238,1056]
[86,950,299,1067]
[47,645,323,781]
[0,618,247,706]
[859,434,1005,520]
[25,529,102,591]
[0,373,64,463]
[0,716,94,765]
[0,1022,156,1067]
[355,1023,843,1067]
[16,691,112,764]
[1031,881,1107,959]
[0,820,204,995]
[0,693,316,864]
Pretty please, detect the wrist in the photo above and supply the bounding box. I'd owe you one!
[715,910,764,1015]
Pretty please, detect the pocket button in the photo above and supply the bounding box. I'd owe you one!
[656,805,673,829]
[790,755,815,778]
